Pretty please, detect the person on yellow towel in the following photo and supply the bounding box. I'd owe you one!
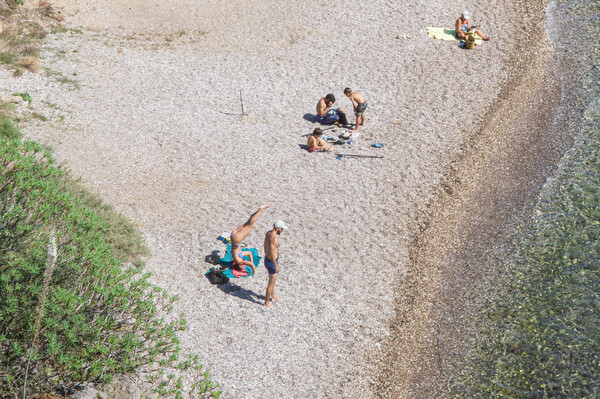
[455,10,490,41]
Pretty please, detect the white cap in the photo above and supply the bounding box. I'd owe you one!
[462,10,470,19]
[273,220,287,230]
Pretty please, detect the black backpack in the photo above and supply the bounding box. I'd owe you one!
[206,267,229,285]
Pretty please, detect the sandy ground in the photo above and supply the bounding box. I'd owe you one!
[0,0,557,397]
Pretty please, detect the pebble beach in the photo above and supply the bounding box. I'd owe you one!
[0,0,576,397]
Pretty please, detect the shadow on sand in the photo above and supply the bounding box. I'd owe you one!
[217,282,265,305]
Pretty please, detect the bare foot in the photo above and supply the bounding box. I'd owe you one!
[259,203,271,210]
[483,37,490,41]
[264,301,274,308]
[272,295,282,302]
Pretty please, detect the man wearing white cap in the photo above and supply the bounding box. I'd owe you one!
[263,220,287,308]
[455,10,490,41]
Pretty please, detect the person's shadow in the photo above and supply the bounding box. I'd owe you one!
[217,282,265,305]
[303,113,320,123]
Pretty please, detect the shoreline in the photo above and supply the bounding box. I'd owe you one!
[374,0,578,396]
[0,0,570,396]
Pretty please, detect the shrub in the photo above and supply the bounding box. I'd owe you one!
[0,138,220,398]
[17,56,41,72]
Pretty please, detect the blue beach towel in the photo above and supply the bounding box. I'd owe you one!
[207,244,262,279]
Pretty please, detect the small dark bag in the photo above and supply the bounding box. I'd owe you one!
[337,111,348,126]
[206,268,230,285]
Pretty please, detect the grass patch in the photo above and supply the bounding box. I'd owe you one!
[0,114,22,139]
[0,51,17,65]
[30,112,48,121]
[44,67,80,89]
[11,92,32,103]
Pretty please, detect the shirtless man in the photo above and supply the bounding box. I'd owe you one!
[307,128,332,152]
[316,94,347,126]
[263,220,286,308]
[344,88,367,133]
[455,11,490,41]
[230,203,270,274]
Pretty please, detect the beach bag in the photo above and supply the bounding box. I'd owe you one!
[464,34,476,49]
[338,111,348,126]
[206,267,229,285]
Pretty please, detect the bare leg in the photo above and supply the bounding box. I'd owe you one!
[474,28,490,40]
[264,273,278,308]
[360,113,366,126]
[231,203,271,244]
[353,114,361,131]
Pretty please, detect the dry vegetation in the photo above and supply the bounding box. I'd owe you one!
[0,0,63,75]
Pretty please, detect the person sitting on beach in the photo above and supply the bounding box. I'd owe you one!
[229,203,270,274]
[263,220,287,308]
[455,11,490,41]
[307,128,332,152]
[344,88,367,133]
[316,94,348,126]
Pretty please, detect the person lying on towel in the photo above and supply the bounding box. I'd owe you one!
[455,10,490,41]
[229,203,270,274]
[316,94,348,126]
[307,128,332,152]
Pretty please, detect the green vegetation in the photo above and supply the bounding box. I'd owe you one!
[0,120,220,397]
[0,52,16,65]
[44,67,80,90]
[11,92,32,103]
[0,114,22,140]
[30,112,48,121]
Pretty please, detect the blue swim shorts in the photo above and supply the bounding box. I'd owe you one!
[264,258,279,274]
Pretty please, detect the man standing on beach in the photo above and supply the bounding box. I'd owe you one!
[263,220,287,308]
[316,94,348,126]
[344,88,367,133]
[229,203,270,274]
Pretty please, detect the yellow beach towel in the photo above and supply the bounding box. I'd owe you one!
[427,27,482,42]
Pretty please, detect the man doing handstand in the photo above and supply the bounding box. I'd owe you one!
[230,203,270,274]
[264,220,287,308]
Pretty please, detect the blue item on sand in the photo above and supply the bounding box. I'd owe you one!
[371,143,385,148]
[205,244,262,279]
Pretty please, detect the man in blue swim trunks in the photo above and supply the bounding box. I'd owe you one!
[316,94,348,126]
[230,203,270,275]
[263,220,287,308]
[455,11,490,41]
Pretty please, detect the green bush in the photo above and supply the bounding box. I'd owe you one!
[0,138,220,397]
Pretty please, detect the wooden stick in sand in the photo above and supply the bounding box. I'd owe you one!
[239,89,245,115]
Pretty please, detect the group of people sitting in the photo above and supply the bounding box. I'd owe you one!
[307,87,368,152]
